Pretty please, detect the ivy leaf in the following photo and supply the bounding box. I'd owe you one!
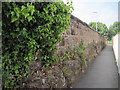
[11,17,18,23]
[11,12,14,16]
[31,9,35,15]
[15,70,19,74]
[24,13,29,18]
[27,16,32,22]
[21,5,26,11]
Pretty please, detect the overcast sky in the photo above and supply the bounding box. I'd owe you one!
[63,0,119,28]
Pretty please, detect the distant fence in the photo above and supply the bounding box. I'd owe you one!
[112,32,120,74]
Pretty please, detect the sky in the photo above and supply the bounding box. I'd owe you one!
[63,0,119,28]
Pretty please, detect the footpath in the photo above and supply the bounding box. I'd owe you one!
[72,44,118,88]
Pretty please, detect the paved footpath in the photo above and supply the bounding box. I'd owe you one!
[72,44,118,88]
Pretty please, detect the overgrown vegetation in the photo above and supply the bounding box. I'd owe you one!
[62,67,71,77]
[76,40,86,68]
[2,1,73,88]
[58,40,87,69]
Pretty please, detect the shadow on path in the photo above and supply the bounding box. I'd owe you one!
[72,44,118,88]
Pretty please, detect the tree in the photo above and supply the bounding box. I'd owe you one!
[107,22,120,40]
[89,22,108,36]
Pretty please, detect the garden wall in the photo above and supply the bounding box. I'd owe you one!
[23,15,106,88]
[57,15,105,47]
[112,32,120,74]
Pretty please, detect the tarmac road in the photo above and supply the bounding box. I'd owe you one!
[72,44,118,88]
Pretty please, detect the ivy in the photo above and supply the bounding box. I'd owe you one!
[2,1,73,88]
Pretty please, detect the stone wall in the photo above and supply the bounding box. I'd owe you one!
[22,15,106,88]
[57,15,105,47]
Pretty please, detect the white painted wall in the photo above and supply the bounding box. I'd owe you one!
[112,33,120,74]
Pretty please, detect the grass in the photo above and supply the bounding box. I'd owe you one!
[107,40,112,44]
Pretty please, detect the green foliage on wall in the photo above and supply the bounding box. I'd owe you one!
[2,1,73,88]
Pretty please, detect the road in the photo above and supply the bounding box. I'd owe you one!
[72,44,118,88]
